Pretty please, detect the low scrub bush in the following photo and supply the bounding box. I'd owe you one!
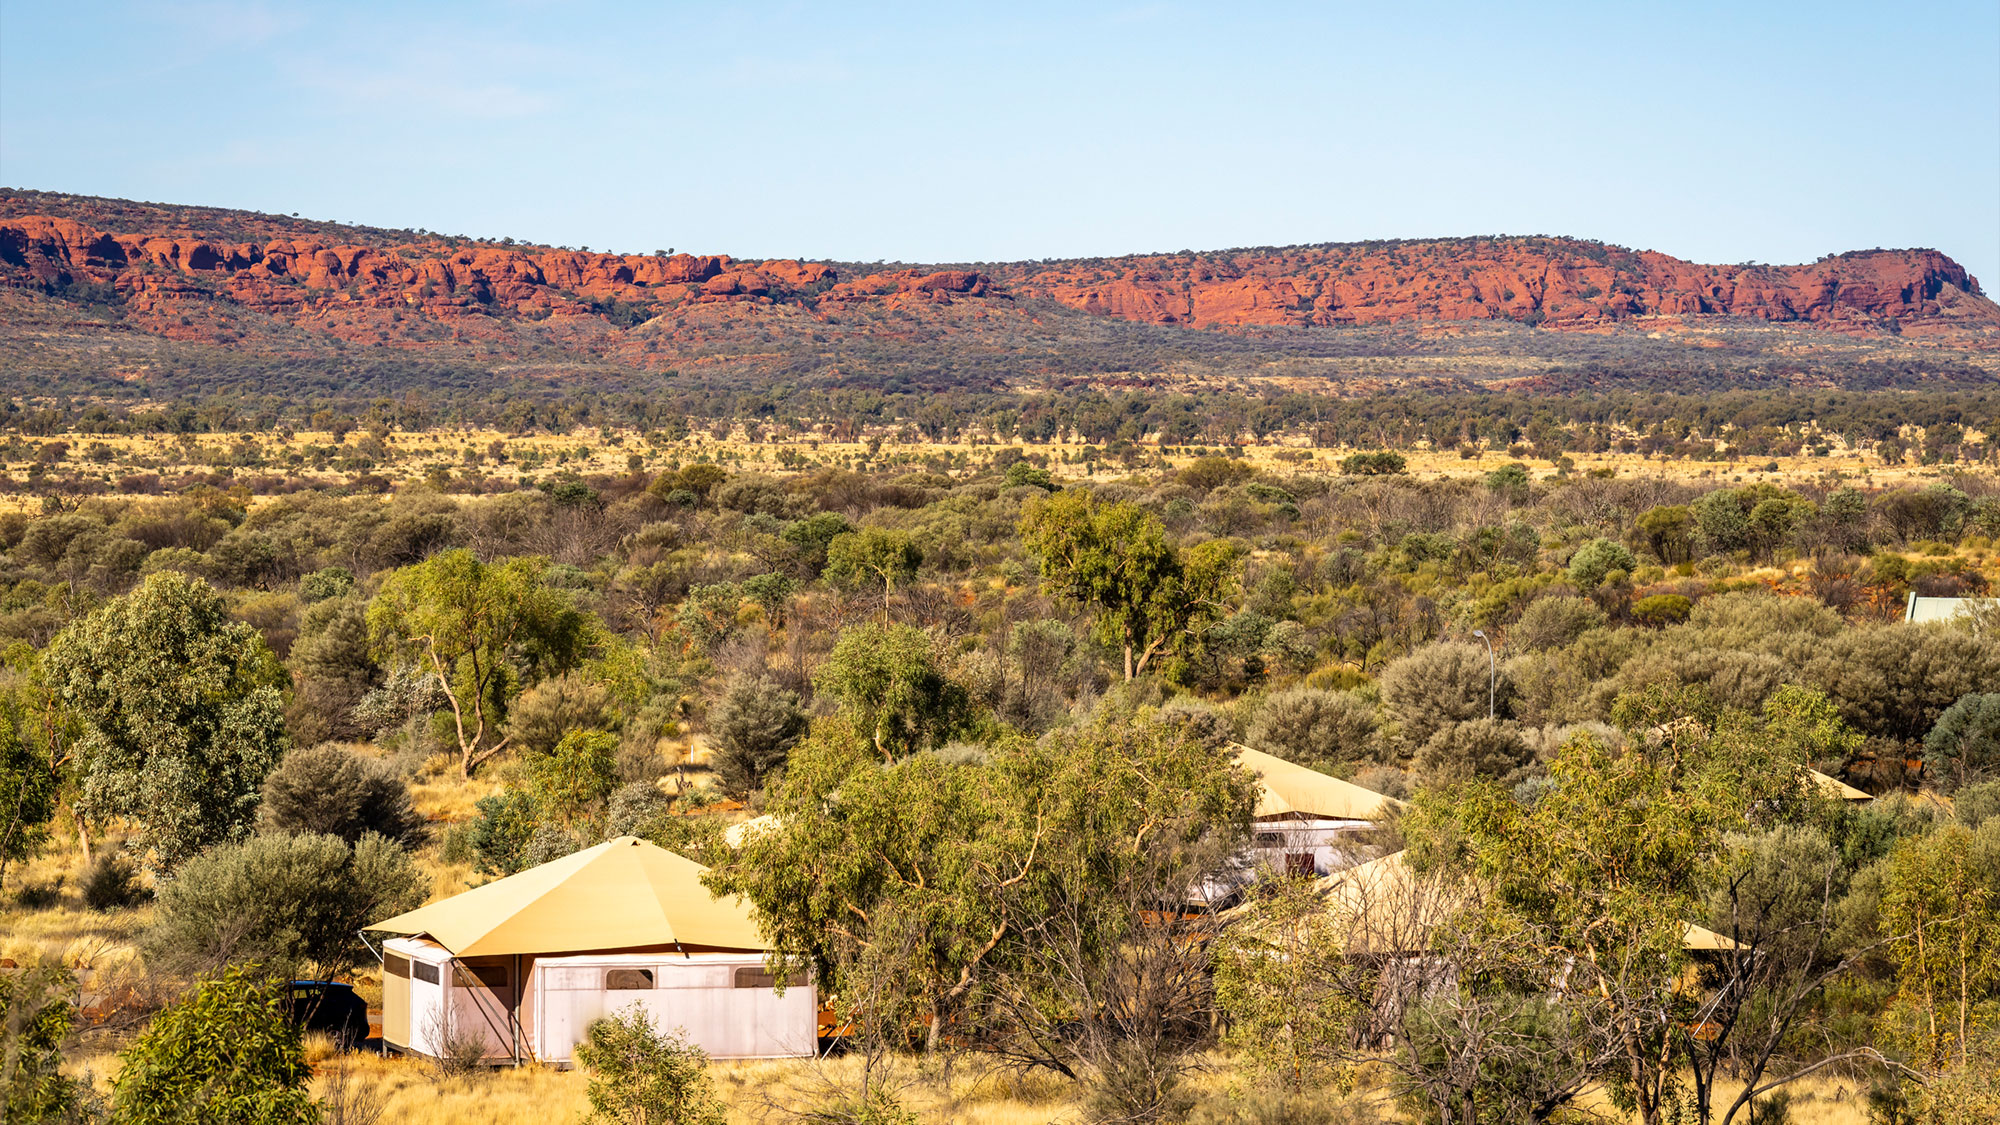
[81,849,149,910]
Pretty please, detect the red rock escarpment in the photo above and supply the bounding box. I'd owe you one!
[0,213,999,323]
[0,204,1989,337]
[998,238,1990,330]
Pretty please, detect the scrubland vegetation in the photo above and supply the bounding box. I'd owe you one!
[2,411,1999,1124]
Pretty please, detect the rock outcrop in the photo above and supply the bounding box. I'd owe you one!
[997,239,1989,330]
[1,193,1992,352]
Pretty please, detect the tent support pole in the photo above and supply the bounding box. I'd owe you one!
[512,954,521,1068]
[356,930,386,1058]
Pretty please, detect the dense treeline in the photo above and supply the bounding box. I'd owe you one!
[2,449,1998,1122]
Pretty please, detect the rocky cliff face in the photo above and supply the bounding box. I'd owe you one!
[1,193,1992,353]
[0,213,996,323]
[997,239,1989,331]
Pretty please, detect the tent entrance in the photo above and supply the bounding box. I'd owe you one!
[449,957,518,1064]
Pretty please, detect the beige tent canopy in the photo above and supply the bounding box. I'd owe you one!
[1231,744,1403,821]
[723,814,783,849]
[1311,850,1741,953]
[368,835,767,957]
[1810,770,1871,802]
[724,749,1401,851]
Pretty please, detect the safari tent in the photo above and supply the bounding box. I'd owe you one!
[1238,850,1741,1046]
[1232,744,1403,879]
[367,836,816,1066]
[1312,849,1742,955]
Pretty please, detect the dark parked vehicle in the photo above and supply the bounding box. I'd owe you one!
[284,980,369,1046]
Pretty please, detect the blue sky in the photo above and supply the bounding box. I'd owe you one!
[4,2,1997,285]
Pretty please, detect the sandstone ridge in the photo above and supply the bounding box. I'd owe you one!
[1,191,1994,349]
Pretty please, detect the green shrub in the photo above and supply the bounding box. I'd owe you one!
[1631,593,1694,626]
[297,567,354,603]
[81,850,149,911]
[109,968,319,1125]
[708,675,807,797]
[1924,693,2000,793]
[1415,718,1535,786]
[258,744,427,845]
[526,730,620,831]
[1511,595,1605,651]
[604,782,673,838]
[1003,462,1056,490]
[0,958,92,1125]
[1338,451,1406,476]
[573,1005,726,1125]
[469,789,540,876]
[436,821,474,865]
[1379,642,1510,751]
[1080,1039,1196,1125]
[146,832,427,979]
[1568,537,1637,590]
[803,1087,921,1125]
[1955,779,2000,828]
[1245,688,1378,771]
[506,673,617,759]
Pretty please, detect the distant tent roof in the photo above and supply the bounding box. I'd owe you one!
[367,836,766,957]
[1232,744,1404,822]
[1810,769,1872,802]
[1305,850,1739,954]
[723,814,782,848]
[1312,850,1465,952]
[1680,922,1743,952]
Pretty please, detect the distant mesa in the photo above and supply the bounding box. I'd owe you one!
[0,189,1995,377]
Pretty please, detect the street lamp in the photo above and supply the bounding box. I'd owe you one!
[1471,629,1495,720]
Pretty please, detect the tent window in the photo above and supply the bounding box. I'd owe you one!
[606,969,655,990]
[412,961,439,985]
[466,963,510,991]
[734,967,806,990]
[1254,833,1283,847]
[384,954,410,979]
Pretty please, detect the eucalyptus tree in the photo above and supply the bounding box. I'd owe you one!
[707,709,1256,1092]
[43,571,288,870]
[366,548,593,777]
[1019,489,1237,681]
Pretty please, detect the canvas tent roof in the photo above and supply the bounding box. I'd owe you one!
[1810,770,1872,802]
[367,836,766,957]
[1232,744,1403,822]
[723,814,782,849]
[1309,850,1740,953]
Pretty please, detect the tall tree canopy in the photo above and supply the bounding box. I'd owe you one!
[814,622,970,761]
[1020,489,1237,681]
[43,571,288,871]
[708,711,1257,1059]
[367,548,593,777]
[1405,685,1833,1125]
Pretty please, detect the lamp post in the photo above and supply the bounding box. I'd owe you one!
[1471,629,1495,720]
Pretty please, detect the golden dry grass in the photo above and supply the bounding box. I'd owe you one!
[0,845,151,969]
[49,985,1879,1125]
[236,1049,1878,1125]
[6,423,1979,503]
